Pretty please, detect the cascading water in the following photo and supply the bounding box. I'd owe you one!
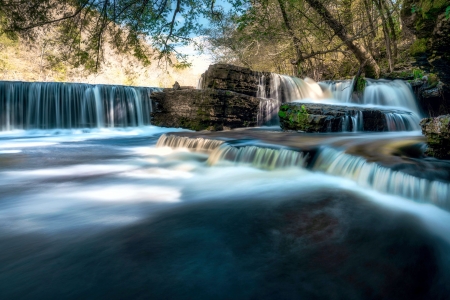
[155,134,450,210]
[256,73,422,132]
[196,75,204,90]
[0,81,159,130]
[312,147,450,209]
[319,78,420,115]
[207,144,307,170]
[319,79,354,102]
[256,73,331,125]
[157,134,224,152]
[363,79,421,115]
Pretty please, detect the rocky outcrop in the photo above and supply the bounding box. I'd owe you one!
[401,1,450,116]
[150,89,260,131]
[279,103,419,132]
[199,64,268,97]
[420,115,450,159]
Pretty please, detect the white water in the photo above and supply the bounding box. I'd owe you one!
[0,129,448,233]
[157,134,224,152]
[207,144,307,169]
[313,147,450,208]
[256,74,421,131]
[319,79,354,102]
[0,128,450,298]
[363,79,421,115]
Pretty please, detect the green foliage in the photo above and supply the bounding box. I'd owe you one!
[446,6,450,20]
[0,0,232,71]
[413,68,424,79]
[413,0,448,19]
[411,4,421,13]
[410,38,428,56]
[356,77,366,92]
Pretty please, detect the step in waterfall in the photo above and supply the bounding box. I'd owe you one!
[320,78,421,115]
[257,74,422,131]
[0,81,159,131]
[156,134,450,211]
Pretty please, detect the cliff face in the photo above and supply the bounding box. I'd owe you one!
[0,29,202,87]
[199,64,270,97]
[421,115,450,159]
[401,0,450,115]
[150,89,260,131]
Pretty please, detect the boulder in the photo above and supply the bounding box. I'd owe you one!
[279,103,419,132]
[150,89,260,131]
[420,115,450,159]
[199,64,269,97]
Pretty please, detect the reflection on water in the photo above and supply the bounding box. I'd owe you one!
[0,127,450,299]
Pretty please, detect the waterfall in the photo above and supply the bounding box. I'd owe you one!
[363,79,421,115]
[256,73,331,125]
[313,147,450,209]
[340,110,364,132]
[320,79,421,115]
[319,79,354,102]
[0,81,159,131]
[207,144,307,170]
[157,133,450,210]
[156,134,224,153]
[384,112,421,131]
[196,75,204,90]
[264,74,330,102]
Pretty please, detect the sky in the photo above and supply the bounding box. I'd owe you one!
[174,0,235,74]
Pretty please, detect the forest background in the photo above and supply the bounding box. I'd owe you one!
[0,0,448,86]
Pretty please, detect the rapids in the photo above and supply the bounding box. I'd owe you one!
[0,77,449,299]
[0,127,450,299]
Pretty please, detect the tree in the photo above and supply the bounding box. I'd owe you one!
[0,0,234,71]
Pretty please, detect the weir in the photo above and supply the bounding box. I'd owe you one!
[0,81,158,130]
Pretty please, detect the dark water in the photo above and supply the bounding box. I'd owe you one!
[0,127,450,299]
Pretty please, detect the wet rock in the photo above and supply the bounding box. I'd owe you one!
[150,89,260,131]
[199,64,269,97]
[279,103,417,132]
[420,115,450,159]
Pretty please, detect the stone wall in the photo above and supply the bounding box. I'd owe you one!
[150,89,260,131]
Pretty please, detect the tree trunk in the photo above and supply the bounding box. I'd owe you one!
[305,0,380,78]
[363,0,377,39]
[277,0,303,76]
[381,0,398,59]
[375,0,393,72]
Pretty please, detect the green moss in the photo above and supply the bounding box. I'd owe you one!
[413,68,424,79]
[356,77,366,92]
[410,38,428,56]
[428,73,439,87]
